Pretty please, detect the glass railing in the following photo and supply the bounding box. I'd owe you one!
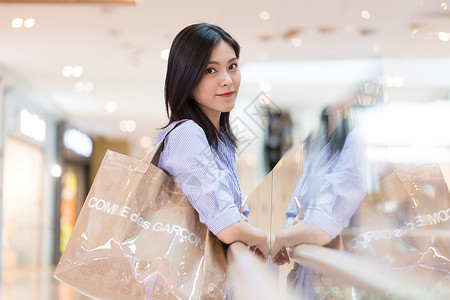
[243,100,450,299]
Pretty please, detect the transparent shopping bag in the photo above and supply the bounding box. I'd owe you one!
[54,121,231,299]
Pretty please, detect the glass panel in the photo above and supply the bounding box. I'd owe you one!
[267,99,450,299]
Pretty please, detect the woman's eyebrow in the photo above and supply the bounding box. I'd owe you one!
[208,57,238,65]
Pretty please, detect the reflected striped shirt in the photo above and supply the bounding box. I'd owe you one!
[285,129,367,238]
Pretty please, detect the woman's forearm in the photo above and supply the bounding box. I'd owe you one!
[277,221,332,247]
[216,219,267,246]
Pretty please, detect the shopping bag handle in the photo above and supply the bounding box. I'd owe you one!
[143,119,188,165]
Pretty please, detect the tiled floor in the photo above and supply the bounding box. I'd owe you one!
[1,267,91,300]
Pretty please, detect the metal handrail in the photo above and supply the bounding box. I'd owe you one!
[289,244,445,300]
[226,242,299,300]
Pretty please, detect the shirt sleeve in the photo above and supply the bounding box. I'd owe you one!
[157,120,242,235]
[303,130,367,238]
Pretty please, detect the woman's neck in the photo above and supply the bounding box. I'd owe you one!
[208,114,221,132]
[198,104,221,131]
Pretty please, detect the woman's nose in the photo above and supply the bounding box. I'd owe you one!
[220,71,232,86]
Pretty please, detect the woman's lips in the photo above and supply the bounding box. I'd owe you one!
[217,91,235,97]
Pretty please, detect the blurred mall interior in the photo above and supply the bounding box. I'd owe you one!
[1,0,450,299]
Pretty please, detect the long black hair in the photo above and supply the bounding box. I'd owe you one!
[306,104,354,156]
[164,23,239,149]
[322,112,352,153]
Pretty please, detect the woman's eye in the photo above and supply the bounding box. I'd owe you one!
[229,63,238,70]
[205,68,216,74]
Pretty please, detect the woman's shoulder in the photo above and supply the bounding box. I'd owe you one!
[169,120,207,141]
[342,127,361,147]
[172,119,203,133]
[156,119,207,146]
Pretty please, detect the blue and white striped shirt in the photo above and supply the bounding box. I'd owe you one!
[154,120,249,235]
[285,129,367,238]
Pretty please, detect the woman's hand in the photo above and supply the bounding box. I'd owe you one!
[271,231,290,266]
[249,228,269,262]
[216,219,269,261]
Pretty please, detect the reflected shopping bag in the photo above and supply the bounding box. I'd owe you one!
[343,162,450,289]
[306,163,450,298]
[54,121,231,300]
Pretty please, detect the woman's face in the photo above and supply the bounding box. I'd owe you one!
[192,40,241,123]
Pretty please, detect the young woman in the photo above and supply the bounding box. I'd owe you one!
[154,23,269,260]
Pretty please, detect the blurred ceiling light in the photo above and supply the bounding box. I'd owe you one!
[282,28,301,39]
[51,164,62,178]
[259,81,272,92]
[119,120,127,131]
[386,76,405,87]
[138,136,152,148]
[291,37,302,47]
[119,120,136,132]
[259,35,273,42]
[84,82,94,93]
[318,27,334,34]
[442,2,448,10]
[63,65,84,77]
[23,18,35,28]
[62,65,72,77]
[75,82,84,93]
[409,23,423,30]
[372,43,381,54]
[11,18,23,28]
[106,101,117,113]
[160,48,170,60]
[359,28,375,36]
[125,120,136,132]
[74,82,93,93]
[259,11,270,21]
[72,66,84,77]
[438,31,449,41]
[361,10,371,20]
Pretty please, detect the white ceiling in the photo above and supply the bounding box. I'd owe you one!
[1,0,450,141]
